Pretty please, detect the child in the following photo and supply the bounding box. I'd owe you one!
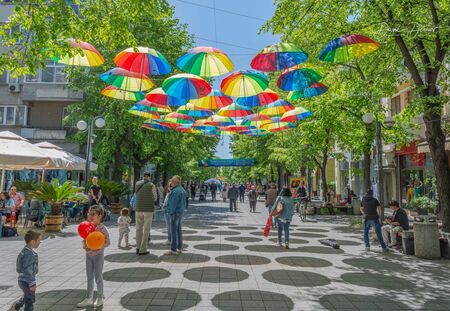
[117,208,131,248]
[11,230,41,311]
[77,205,110,308]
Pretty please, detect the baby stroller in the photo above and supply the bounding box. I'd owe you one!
[199,189,206,201]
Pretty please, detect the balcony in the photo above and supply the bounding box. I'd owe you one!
[21,128,66,140]
[21,84,83,102]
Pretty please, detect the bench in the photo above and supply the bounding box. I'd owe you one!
[321,202,352,215]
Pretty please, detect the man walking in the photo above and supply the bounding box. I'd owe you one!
[248,185,258,213]
[228,184,238,212]
[165,176,186,255]
[134,172,157,255]
[360,189,388,252]
[382,200,409,247]
[210,182,218,201]
[238,183,246,203]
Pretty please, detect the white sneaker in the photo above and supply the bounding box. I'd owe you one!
[94,297,104,307]
[77,298,94,308]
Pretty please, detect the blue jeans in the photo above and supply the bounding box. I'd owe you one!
[277,218,290,243]
[170,214,183,251]
[364,219,387,249]
[164,212,172,242]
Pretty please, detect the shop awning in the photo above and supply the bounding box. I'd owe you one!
[35,142,97,171]
[395,142,418,156]
[417,137,450,153]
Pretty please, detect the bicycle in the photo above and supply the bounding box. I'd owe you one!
[294,197,308,222]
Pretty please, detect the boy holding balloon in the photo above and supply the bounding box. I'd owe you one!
[77,205,110,308]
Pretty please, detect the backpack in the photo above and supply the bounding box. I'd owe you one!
[2,226,18,237]
[272,199,284,217]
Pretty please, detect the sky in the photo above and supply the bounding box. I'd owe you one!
[167,0,279,158]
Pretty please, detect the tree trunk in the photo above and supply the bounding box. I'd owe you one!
[133,164,141,192]
[423,110,450,231]
[277,164,282,189]
[112,150,123,183]
[363,149,371,193]
[162,171,169,187]
[321,152,328,198]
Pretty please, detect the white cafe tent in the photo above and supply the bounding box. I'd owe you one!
[34,142,97,171]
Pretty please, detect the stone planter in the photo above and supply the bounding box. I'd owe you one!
[407,209,418,217]
[111,203,122,214]
[414,221,440,259]
[44,214,64,232]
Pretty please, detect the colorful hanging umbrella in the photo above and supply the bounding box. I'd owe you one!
[164,112,195,125]
[240,129,270,136]
[192,119,218,131]
[236,88,279,107]
[280,107,313,122]
[287,83,328,100]
[142,122,169,132]
[318,34,380,63]
[277,65,322,91]
[204,115,235,126]
[176,46,234,77]
[260,100,295,116]
[162,73,212,100]
[128,106,160,119]
[101,85,145,101]
[262,117,294,132]
[100,68,154,92]
[177,103,213,118]
[219,119,254,132]
[217,103,253,118]
[176,127,203,134]
[145,87,186,107]
[114,47,172,75]
[221,70,268,97]
[250,43,308,72]
[135,99,172,113]
[191,89,233,110]
[241,114,272,128]
[56,39,105,67]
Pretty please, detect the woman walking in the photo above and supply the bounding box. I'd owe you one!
[269,187,294,249]
[221,183,228,202]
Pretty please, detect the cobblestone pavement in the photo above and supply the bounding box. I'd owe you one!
[1,198,450,310]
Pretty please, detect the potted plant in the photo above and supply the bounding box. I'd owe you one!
[31,179,84,232]
[12,180,40,200]
[98,180,129,214]
[406,196,438,216]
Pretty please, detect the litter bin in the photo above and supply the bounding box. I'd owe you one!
[402,230,415,255]
[351,198,361,215]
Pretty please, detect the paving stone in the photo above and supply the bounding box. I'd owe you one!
[194,243,239,251]
[275,256,332,267]
[183,266,249,283]
[215,254,271,265]
[103,267,170,282]
[262,270,331,287]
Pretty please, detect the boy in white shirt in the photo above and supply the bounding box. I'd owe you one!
[117,208,131,248]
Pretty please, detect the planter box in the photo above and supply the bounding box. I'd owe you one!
[44,214,64,232]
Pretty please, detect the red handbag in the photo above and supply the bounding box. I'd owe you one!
[263,211,274,237]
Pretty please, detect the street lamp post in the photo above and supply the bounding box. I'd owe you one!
[77,116,105,192]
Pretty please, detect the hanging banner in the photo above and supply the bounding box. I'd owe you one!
[199,158,255,167]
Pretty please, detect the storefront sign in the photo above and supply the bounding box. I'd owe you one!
[198,158,255,167]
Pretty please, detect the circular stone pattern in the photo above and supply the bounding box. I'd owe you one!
[335,239,362,246]
[186,224,219,230]
[268,238,309,244]
[263,270,330,287]
[245,245,296,253]
[343,258,407,272]
[150,243,188,250]
[290,232,328,238]
[215,254,271,265]
[225,236,263,243]
[250,231,278,237]
[104,253,160,264]
[341,273,414,290]
[160,253,210,264]
[183,235,215,241]
[103,267,170,283]
[297,246,344,254]
[276,256,332,268]
[206,230,241,236]
[320,294,411,311]
[194,243,239,251]
[296,228,330,233]
[183,266,249,283]
[212,290,294,311]
[121,287,201,311]
[149,235,168,241]
[228,226,258,230]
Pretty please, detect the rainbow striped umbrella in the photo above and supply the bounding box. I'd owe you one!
[193,119,218,132]
[177,103,213,118]
[287,83,328,100]
[250,43,308,72]
[240,129,270,136]
[142,122,169,132]
[280,107,313,122]
[100,68,154,92]
[176,127,203,134]
[135,99,172,113]
[145,87,186,107]
[162,73,212,100]
[318,34,380,63]
[278,65,322,91]
[221,70,268,97]
[260,100,295,116]
[236,88,279,107]
[101,86,145,101]
[204,115,235,126]
[176,46,234,77]
[164,112,195,125]
[241,114,272,128]
[114,47,171,75]
[219,119,254,132]
[128,105,160,119]
[262,117,294,132]
[56,39,105,67]
[191,90,233,110]
[217,103,253,118]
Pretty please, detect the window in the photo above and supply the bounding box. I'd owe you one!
[24,61,67,83]
[0,106,27,125]
[62,106,69,126]
[391,95,401,116]
[0,71,7,84]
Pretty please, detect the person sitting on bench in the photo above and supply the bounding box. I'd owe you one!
[382,200,409,248]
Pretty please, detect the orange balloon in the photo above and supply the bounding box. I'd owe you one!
[86,231,105,250]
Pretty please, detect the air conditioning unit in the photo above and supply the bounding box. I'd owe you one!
[8,83,20,93]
